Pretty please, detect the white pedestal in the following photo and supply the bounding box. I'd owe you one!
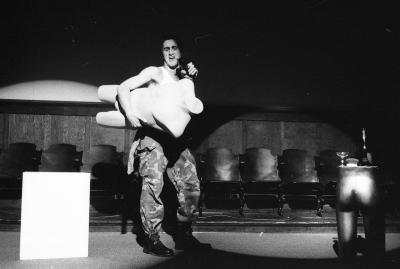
[20,172,90,260]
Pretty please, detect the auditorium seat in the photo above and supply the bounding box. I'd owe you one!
[240,147,283,216]
[81,144,124,192]
[46,143,82,165]
[9,142,38,155]
[198,147,244,215]
[0,142,41,198]
[278,149,323,216]
[38,143,82,172]
[0,142,41,177]
[315,149,341,208]
[47,143,77,153]
[81,144,126,215]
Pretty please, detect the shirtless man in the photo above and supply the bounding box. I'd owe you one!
[117,34,210,257]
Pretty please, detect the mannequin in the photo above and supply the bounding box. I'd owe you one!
[336,166,385,259]
[96,78,203,138]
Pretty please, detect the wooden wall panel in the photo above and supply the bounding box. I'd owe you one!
[207,120,243,154]
[282,122,320,155]
[0,114,8,149]
[48,115,62,147]
[89,117,126,153]
[8,114,47,149]
[318,123,357,154]
[8,114,34,144]
[244,121,282,155]
[41,115,52,150]
[47,115,90,151]
[1,112,359,164]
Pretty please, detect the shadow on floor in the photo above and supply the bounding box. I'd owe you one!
[145,247,400,269]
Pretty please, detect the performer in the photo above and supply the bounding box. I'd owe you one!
[117,34,211,257]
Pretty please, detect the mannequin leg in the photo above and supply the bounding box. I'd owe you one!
[336,210,358,259]
[363,210,385,257]
[362,184,385,258]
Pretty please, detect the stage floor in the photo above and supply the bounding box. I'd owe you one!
[1,199,400,268]
[1,199,400,233]
[1,231,400,269]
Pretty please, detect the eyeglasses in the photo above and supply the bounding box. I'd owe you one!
[163,46,179,52]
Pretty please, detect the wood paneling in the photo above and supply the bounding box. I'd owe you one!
[8,114,44,147]
[89,117,126,152]
[244,121,282,155]
[281,122,320,155]
[0,111,358,163]
[0,100,111,116]
[0,114,8,149]
[206,120,244,154]
[318,123,357,154]
[50,115,90,151]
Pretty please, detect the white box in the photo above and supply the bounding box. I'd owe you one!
[20,172,90,260]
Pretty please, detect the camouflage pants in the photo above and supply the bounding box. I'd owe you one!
[134,134,200,237]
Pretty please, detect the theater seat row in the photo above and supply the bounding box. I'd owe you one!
[0,143,342,213]
[197,147,344,217]
[1,143,395,217]
[0,143,125,199]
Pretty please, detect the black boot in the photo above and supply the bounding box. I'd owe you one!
[174,222,212,250]
[143,234,174,257]
[134,226,146,248]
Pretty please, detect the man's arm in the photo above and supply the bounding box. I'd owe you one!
[117,66,160,127]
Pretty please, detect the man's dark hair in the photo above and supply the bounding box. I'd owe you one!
[161,34,184,52]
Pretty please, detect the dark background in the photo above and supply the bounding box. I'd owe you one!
[1,0,400,110]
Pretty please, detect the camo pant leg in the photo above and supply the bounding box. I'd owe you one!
[166,148,201,222]
[136,136,168,237]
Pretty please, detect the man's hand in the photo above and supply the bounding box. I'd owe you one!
[186,62,198,78]
[126,113,147,128]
